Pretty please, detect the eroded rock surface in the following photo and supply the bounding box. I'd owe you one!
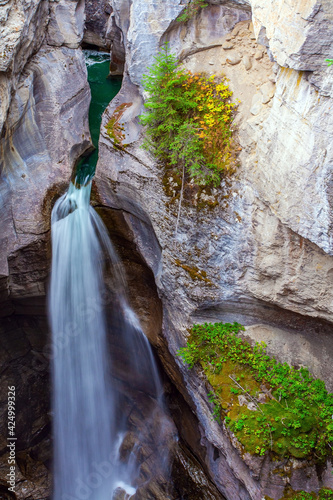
[95,0,333,498]
[0,45,91,308]
[250,0,333,73]
[1,0,333,498]
[0,1,91,497]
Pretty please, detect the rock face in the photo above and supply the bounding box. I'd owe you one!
[83,0,112,49]
[1,0,333,498]
[47,0,85,49]
[0,46,91,311]
[251,0,333,73]
[94,0,333,498]
[0,4,227,499]
[0,1,91,497]
[0,0,91,306]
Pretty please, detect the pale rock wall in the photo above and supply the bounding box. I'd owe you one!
[96,0,333,498]
[250,0,333,73]
[0,1,91,497]
[47,0,85,48]
[0,0,49,134]
[241,1,333,256]
[0,0,91,306]
[1,46,91,299]
[126,0,184,88]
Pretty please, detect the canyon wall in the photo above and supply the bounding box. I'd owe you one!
[94,0,333,498]
[0,0,332,498]
[0,1,90,497]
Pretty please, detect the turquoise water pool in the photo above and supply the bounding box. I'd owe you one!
[75,50,122,184]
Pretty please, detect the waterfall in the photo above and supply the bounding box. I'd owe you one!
[49,180,170,500]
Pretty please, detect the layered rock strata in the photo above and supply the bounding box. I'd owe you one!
[0,2,227,498]
[0,0,332,498]
[0,1,90,497]
[94,0,333,498]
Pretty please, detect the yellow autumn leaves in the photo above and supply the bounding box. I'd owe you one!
[181,71,236,173]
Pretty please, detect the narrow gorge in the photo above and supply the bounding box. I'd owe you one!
[0,1,333,499]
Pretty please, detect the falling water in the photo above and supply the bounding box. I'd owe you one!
[49,180,170,499]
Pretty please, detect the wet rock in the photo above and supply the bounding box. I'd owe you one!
[170,443,225,499]
[0,313,52,499]
[112,487,127,500]
[84,0,113,49]
[118,431,137,462]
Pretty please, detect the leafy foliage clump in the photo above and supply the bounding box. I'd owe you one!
[326,59,333,66]
[281,488,333,499]
[105,102,132,149]
[178,322,333,461]
[140,45,237,187]
[177,0,208,23]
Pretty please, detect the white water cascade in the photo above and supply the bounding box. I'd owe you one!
[49,181,169,500]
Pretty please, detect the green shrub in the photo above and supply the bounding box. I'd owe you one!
[140,44,237,187]
[177,0,208,23]
[283,488,333,499]
[178,322,333,461]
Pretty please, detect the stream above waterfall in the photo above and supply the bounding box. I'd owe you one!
[75,51,121,184]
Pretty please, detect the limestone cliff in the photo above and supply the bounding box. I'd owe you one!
[0,0,332,498]
[94,0,333,498]
[0,1,90,497]
[0,0,90,311]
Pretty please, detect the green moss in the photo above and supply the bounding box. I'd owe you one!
[281,487,333,499]
[177,322,333,462]
[177,0,208,23]
[174,259,212,284]
[105,102,132,150]
[162,168,220,211]
[162,169,182,203]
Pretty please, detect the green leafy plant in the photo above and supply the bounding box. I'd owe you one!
[140,44,237,188]
[178,0,208,23]
[177,322,333,461]
[282,488,333,499]
[105,102,132,149]
[326,59,333,66]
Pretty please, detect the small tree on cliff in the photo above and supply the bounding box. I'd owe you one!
[140,43,236,187]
